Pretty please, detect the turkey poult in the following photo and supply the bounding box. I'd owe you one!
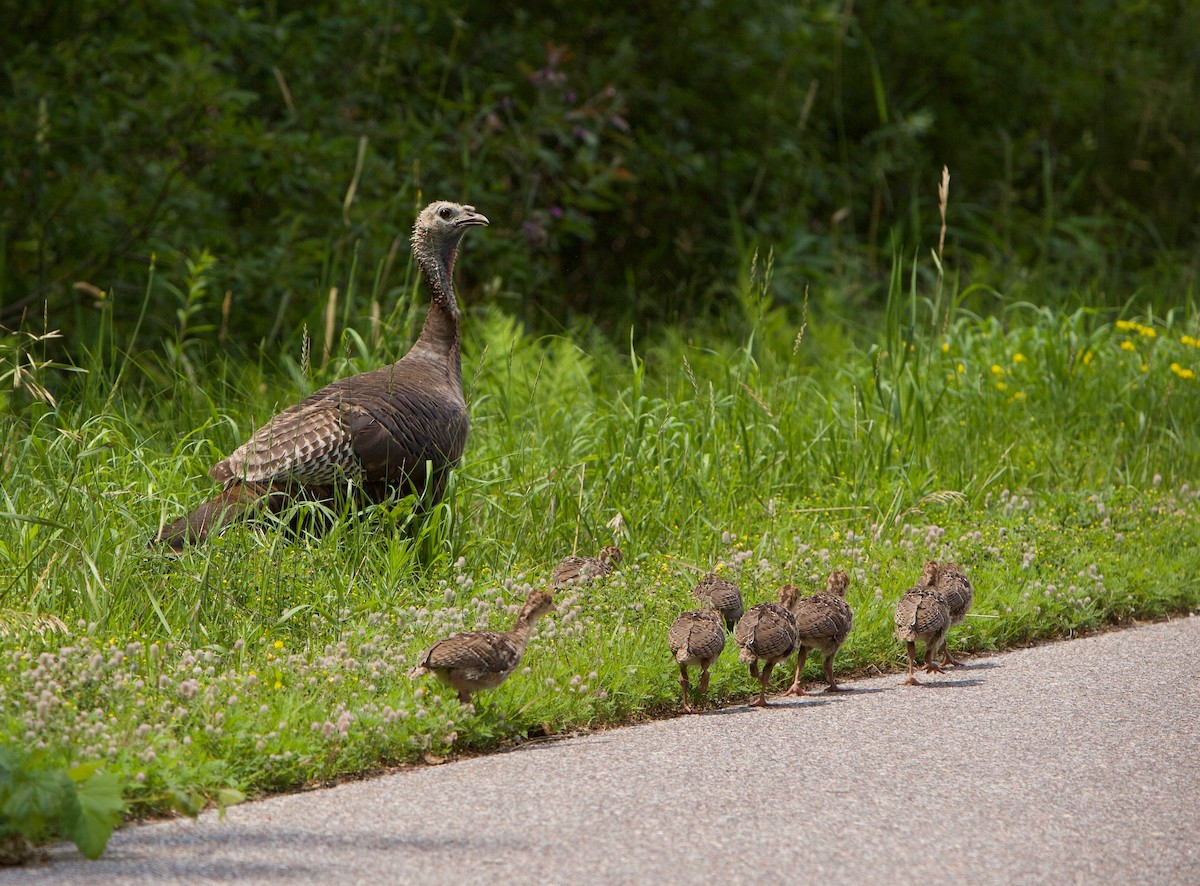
[894,561,952,686]
[551,546,623,589]
[667,604,726,714]
[933,561,974,666]
[690,573,744,631]
[153,201,488,549]
[781,570,854,696]
[733,596,799,707]
[409,589,555,704]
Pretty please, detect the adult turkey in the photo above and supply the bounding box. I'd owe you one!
[153,201,488,549]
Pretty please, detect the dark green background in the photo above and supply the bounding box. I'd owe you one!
[3,1,1197,352]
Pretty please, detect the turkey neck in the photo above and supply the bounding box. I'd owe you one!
[409,233,464,378]
[504,616,538,654]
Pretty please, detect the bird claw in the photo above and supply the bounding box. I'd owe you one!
[784,685,807,697]
[823,684,852,693]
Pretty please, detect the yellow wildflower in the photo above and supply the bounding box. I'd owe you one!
[1141,363,1149,373]
[1012,353,1027,363]
[1170,363,1196,380]
[274,640,284,650]
[996,381,1008,391]
[1119,340,1136,352]
[1082,351,1094,365]
[956,363,965,374]
[991,364,1004,376]
[1182,335,1198,347]
[1115,320,1137,331]
[1139,326,1157,338]
[941,342,950,353]
[1011,391,1027,402]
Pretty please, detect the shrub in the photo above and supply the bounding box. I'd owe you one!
[0,749,124,862]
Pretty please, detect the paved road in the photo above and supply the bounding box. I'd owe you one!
[9,617,1200,885]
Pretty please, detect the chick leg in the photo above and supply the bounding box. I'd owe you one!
[940,639,966,667]
[902,641,922,686]
[698,661,712,694]
[752,661,776,707]
[923,642,947,675]
[679,664,694,714]
[786,645,809,696]
[823,654,851,692]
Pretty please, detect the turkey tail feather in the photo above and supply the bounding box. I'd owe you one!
[153,483,276,550]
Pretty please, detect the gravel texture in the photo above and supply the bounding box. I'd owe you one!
[9,616,1200,885]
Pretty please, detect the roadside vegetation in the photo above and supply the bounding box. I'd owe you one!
[2,243,1198,856]
[3,0,1198,861]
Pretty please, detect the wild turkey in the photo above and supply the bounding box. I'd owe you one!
[733,596,799,707]
[667,604,726,714]
[690,572,744,631]
[932,561,974,666]
[551,545,623,589]
[153,201,488,548]
[893,561,951,686]
[780,570,854,695]
[408,589,555,704]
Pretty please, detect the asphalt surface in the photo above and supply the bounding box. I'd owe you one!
[8,616,1200,885]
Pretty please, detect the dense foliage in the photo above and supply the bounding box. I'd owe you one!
[0,748,124,862]
[2,2,1199,860]
[3,0,1197,356]
[1,259,1199,859]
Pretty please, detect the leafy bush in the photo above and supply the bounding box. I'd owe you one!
[2,0,1197,358]
[0,749,124,862]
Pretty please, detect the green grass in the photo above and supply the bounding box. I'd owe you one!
[2,252,1199,827]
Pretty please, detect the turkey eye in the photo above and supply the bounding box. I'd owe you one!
[439,207,453,220]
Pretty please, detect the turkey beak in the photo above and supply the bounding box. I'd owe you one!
[456,207,489,228]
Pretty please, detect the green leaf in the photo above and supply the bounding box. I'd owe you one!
[0,746,21,775]
[1,768,67,838]
[164,787,203,819]
[215,788,246,821]
[65,771,124,860]
[0,512,70,530]
[66,761,103,783]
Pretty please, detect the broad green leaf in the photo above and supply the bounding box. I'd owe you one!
[65,772,124,860]
[2,769,65,835]
[67,761,103,783]
[215,788,246,821]
[164,787,203,819]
